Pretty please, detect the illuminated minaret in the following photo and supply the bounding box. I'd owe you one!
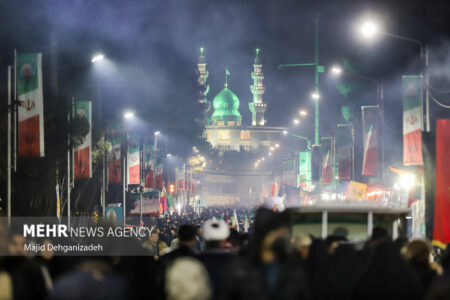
[249,48,267,126]
[197,47,210,105]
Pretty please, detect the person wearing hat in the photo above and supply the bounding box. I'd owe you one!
[198,218,235,300]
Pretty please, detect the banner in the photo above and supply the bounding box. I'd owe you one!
[17,53,45,157]
[107,122,121,184]
[143,142,154,188]
[345,181,367,200]
[154,150,164,189]
[403,76,423,165]
[127,133,140,185]
[321,138,332,184]
[433,119,450,247]
[176,167,186,190]
[73,101,92,178]
[362,106,379,175]
[299,151,311,189]
[336,124,352,180]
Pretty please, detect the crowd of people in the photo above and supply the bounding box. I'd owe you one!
[0,205,449,300]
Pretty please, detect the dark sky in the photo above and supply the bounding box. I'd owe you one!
[1,0,449,164]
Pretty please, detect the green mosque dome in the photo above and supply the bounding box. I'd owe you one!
[212,87,242,122]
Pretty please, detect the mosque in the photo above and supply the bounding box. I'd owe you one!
[197,48,285,154]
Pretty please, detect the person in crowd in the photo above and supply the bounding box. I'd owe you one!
[165,257,212,300]
[219,208,312,300]
[353,239,424,300]
[193,224,205,253]
[402,239,440,292]
[198,218,235,299]
[325,235,347,255]
[143,230,168,258]
[292,234,312,260]
[50,257,127,300]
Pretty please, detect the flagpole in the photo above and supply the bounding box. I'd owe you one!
[123,154,126,226]
[7,66,12,226]
[13,50,17,172]
[67,100,72,227]
[139,136,143,225]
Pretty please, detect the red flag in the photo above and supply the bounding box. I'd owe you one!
[362,106,379,175]
[433,119,450,247]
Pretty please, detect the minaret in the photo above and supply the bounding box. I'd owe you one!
[197,47,210,105]
[249,48,267,126]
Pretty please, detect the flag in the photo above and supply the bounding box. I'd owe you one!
[433,119,450,247]
[160,186,169,214]
[127,133,140,185]
[231,209,239,232]
[154,151,164,189]
[167,193,174,209]
[403,76,423,165]
[17,53,45,157]
[299,151,311,189]
[336,124,352,180]
[73,101,92,178]
[107,122,121,184]
[143,142,154,188]
[176,167,185,190]
[321,138,332,184]
[362,106,379,175]
[244,211,250,233]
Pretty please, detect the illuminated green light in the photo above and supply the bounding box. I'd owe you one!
[200,47,204,53]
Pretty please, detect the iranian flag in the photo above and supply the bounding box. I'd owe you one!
[107,122,121,184]
[362,106,379,175]
[17,53,45,157]
[73,101,92,178]
[154,151,164,189]
[403,76,423,165]
[321,138,332,184]
[127,133,140,185]
[336,124,353,180]
[143,143,154,188]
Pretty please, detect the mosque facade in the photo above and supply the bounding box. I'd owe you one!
[197,48,285,154]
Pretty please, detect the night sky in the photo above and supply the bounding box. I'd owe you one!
[1,0,449,164]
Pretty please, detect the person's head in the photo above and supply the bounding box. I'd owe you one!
[247,208,291,264]
[150,232,159,244]
[202,218,230,249]
[402,239,431,265]
[178,224,197,248]
[293,234,312,259]
[9,233,27,256]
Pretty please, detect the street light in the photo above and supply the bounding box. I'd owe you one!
[293,119,300,125]
[359,20,379,39]
[166,153,172,157]
[330,66,342,75]
[283,130,288,135]
[91,53,105,63]
[311,92,320,100]
[275,144,280,148]
[123,110,135,119]
[299,109,308,117]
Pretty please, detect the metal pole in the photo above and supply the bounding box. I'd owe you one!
[67,106,71,227]
[7,66,12,226]
[424,45,430,132]
[368,211,373,238]
[13,50,17,172]
[102,130,106,218]
[123,155,126,226]
[139,140,143,224]
[379,83,385,184]
[314,13,320,146]
[351,124,355,180]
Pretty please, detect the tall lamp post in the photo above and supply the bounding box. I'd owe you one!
[279,13,323,146]
[358,20,429,132]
